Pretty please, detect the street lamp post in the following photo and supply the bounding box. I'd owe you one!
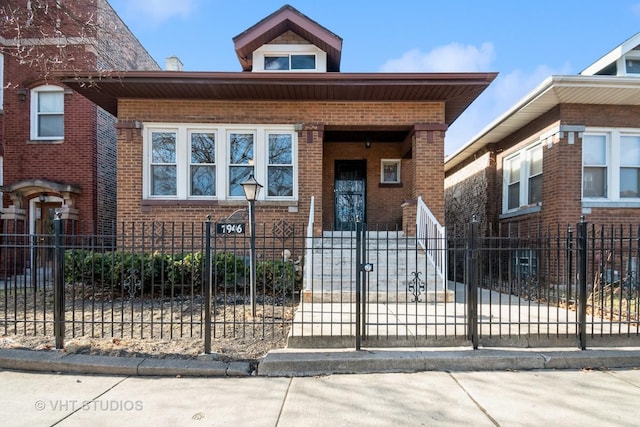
[241,174,262,317]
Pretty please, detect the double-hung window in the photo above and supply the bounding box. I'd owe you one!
[582,134,607,198]
[150,131,178,196]
[503,143,542,212]
[267,133,293,196]
[31,85,64,140]
[144,124,296,201]
[228,132,255,197]
[190,132,216,196]
[620,135,640,198]
[582,129,640,201]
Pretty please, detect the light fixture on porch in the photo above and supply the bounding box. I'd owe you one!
[38,193,47,203]
[241,174,263,317]
[365,137,372,149]
[17,88,27,102]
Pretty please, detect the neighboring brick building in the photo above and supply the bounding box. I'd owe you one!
[444,33,640,275]
[0,0,159,236]
[62,5,496,235]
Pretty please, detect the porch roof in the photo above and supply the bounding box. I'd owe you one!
[58,71,497,126]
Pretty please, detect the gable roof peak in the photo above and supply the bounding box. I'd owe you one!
[581,32,640,76]
[233,4,343,72]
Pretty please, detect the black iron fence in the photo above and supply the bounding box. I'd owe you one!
[1,216,639,355]
[292,219,640,349]
[1,215,305,354]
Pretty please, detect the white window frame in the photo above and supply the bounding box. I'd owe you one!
[582,128,640,203]
[252,44,326,72]
[502,142,543,213]
[620,51,640,76]
[380,159,401,184]
[143,124,298,201]
[189,130,217,197]
[30,84,64,141]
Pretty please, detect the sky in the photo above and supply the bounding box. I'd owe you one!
[108,0,640,156]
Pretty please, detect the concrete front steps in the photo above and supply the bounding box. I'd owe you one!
[302,231,452,303]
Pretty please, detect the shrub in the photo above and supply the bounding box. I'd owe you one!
[64,249,250,296]
[256,259,301,295]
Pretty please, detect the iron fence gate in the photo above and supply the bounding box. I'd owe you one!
[290,219,640,350]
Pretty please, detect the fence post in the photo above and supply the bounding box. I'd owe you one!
[466,217,479,349]
[53,212,65,350]
[567,225,573,303]
[355,220,362,351]
[577,217,588,350]
[204,216,212,354]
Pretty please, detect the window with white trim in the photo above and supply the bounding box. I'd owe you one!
[190,131,216,196]
[264,54,316,71]
[228,131,255,197]
[583,129,640,200]
[267,133,293,196]
[252,44,327,72]
[30,85,64,140]
[503,143,542,212]
[144,124,297,200]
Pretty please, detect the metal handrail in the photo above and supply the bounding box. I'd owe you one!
[416,196,446,284]
[304,196,315,285]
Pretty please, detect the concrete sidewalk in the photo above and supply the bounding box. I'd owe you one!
[1,366,639,426]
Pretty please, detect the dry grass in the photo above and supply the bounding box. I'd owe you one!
[0,286,296,361]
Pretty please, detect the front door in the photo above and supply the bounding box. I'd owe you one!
[334,160,366,230]
[35,202,60,267]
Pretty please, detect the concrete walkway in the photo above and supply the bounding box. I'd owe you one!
[2,366,640,426]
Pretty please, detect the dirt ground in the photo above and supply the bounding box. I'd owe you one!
[0,289,294,362]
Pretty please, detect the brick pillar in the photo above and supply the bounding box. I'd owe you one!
[407,124,447,230]
[115,120,143,223]
[298,123,324,236]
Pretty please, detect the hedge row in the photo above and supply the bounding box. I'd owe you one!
[64,250,302,296]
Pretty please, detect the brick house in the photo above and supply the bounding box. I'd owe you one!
[62,5,495,235]
[0,0,159,239]
[444,33,640,276]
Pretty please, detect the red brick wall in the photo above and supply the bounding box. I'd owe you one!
[485,103,640,230]
[323,141,409,229]
[1,0,159,231]
[116,99,445,230]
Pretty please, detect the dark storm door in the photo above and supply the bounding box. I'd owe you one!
[334,160,366,230]
[36,203,60,267]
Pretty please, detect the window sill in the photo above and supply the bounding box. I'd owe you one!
[500,204,542,219]
[27,139,64,144]
[379,182,402,188]
[141,199,298,208]
[582,200,640,208]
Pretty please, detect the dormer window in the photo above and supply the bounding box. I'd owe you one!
[265,54,316,71]
[626,58,640,74]
[253,44,327,72]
